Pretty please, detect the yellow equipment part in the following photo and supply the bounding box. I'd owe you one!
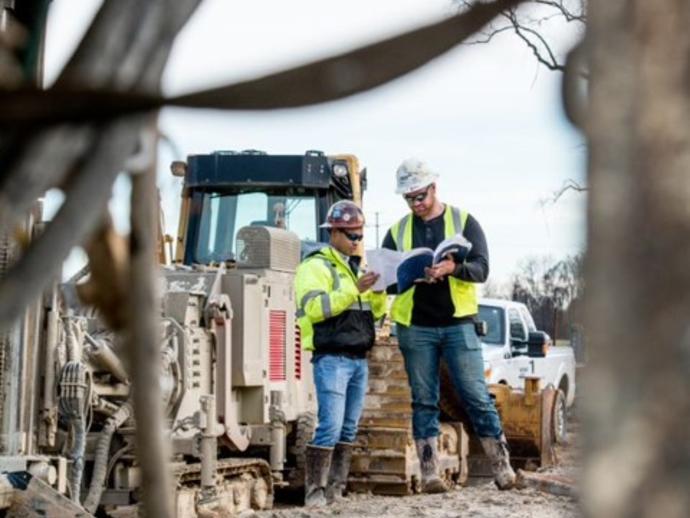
[440,364,557,475]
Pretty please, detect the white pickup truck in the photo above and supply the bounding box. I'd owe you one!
[478,298,576,441]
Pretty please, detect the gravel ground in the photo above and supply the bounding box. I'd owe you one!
[252,420,582,518]
[260,483,579,518]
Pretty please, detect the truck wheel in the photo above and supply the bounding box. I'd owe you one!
[552,389,568,445]
[287,411,316,488]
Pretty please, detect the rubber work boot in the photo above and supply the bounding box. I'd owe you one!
[479,434,517,490]
[326,442,354,503]
[304,445,333,507]
[414,437,448,493]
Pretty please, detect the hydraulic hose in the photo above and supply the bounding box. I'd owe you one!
[59,360,89,502]
[68,417,86,502]
[83,403,132,513]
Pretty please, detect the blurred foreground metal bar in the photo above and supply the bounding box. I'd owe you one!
[0,118,141,329]
[582,1,690,517]
[0,0,522,128]
[0,0,203,330]
[124,123,173,517]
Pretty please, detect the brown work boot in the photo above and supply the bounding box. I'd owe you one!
[414,437,448,493]
[325,442,354,503]
[480,434,517,490]
[305,445,333,507]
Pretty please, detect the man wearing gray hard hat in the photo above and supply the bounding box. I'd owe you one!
[381,158,516,492]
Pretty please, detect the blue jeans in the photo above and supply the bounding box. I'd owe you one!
[396,323,503,440]
[311,355,368,447]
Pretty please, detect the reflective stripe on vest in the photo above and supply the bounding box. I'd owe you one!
[392,206,463,251]
[296,250,377,352]
[390,205,478,326]
[295,256,341,318]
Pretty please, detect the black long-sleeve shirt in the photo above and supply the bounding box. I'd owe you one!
[382,207,489,327]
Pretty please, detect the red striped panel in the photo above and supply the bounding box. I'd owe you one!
[269,310,286,381]
[294,325,302,380]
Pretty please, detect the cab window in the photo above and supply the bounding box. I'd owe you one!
[194,192,317,263]
[478,305,505,345]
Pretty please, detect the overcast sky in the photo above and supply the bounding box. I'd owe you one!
[44,0,586,283]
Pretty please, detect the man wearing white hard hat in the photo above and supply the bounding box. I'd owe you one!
[381,158,516,492]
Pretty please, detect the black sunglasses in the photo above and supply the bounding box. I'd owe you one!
[404,185,432,204]
[340,230,364,242]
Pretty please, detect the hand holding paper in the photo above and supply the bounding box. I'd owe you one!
[357,271,380,293]
[425,258,456,281]
[365,248,404,291]
[396,234,472,292]
[364,234,472,293]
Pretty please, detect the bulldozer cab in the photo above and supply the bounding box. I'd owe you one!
[171,150,366,265]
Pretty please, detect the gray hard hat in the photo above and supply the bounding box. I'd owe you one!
[395,157,439,194]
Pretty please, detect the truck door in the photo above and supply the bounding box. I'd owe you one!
[514,306,558,388]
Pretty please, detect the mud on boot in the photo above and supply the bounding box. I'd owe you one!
[480,434,517,490]
[414,437,448,494]
[325,442,354,503]
[304,445,333,507]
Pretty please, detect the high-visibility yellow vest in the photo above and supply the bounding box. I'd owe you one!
[390,205,478,326]
[295,246,386,351]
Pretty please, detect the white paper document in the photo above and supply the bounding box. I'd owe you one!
[364,248,404,291]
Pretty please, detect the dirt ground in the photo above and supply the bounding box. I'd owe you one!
[253,421,581,518]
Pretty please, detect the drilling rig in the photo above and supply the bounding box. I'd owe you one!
[0,151,363,515]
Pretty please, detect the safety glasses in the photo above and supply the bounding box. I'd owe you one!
[340,230,364,242]
[404,185,432,205]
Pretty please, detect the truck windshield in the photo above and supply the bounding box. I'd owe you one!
[195,192,317,263]
[478,305,505,345]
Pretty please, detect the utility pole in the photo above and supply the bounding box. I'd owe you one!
[375,211,380,247]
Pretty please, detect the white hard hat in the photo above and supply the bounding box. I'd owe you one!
[395,157,438,195]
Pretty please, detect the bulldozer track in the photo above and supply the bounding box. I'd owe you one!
[286,411,316,488]
[353,332,556,492]
[351,335,466,495]
[172,458,275,514]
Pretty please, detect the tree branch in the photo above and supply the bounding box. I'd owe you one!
[454,0,586,73]
[551,179,588,203]
[0,0,524,128]
[503,8,564,72]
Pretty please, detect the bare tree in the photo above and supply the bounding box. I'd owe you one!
[456,1,590,200]
[457,0,586,73]
[510,254,583,337]
[538,178,588,206]
[480,278,511,298]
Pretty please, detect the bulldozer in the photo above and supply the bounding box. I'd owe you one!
[0,149,556,516]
